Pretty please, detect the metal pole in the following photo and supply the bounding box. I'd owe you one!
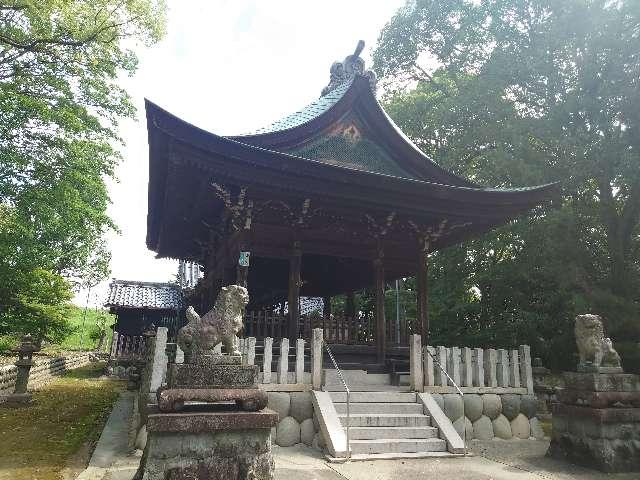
[395,279,400,343]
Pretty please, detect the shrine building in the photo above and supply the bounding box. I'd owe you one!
[144,42,557,366]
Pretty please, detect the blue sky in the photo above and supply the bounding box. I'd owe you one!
[75,0,406,307]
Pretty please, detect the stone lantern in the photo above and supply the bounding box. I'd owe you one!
[6,334,40,405]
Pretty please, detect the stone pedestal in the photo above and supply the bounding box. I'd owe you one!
[548,372,640,472]
[139,410,278,480]
[158,354,266,412]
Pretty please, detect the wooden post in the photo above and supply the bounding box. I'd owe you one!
[345,292,356,319]
[288,241,302,341]
[373,249,386,364]
[416,240,429,345]
[322,296,332,318]
[110,331,119,359]
[311,328,323,390]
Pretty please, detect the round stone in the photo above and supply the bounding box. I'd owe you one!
[472,415,494,440]
[431,393,444,411]
[501,394,521,421]
[530,417,545,440]
[453,416,473,441]
[300,418,315,446]
[267,392,290,419]
[511,413,531,439]
[464,394,483,422]
[290,392,313,423]
[492,414,513,439]
[135,425,147,450]
[520,395,537,419]
[444,394,464,421]
[276,416,300,446]
[483,394,502,419]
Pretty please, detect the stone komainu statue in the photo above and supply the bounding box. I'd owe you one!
[177,285,249,362]
[574,313,622,369]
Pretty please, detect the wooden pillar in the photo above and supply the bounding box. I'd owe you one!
[236,230,250,288]
[322,296,332,319]
[288,240,302,341]
[345,292,356,319]
[416,240,429,346]
[374,249,386,364]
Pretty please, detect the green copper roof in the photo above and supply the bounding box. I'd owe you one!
[244,81,352,135]
[292,134,417,179]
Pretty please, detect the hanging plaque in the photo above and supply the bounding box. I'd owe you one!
[239,251,251,267]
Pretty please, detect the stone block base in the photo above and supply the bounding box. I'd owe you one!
[549,402,640,472]
[3,392,33,405]
[138,410,278,480]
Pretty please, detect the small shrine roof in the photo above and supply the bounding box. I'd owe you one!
[105,280,184,311]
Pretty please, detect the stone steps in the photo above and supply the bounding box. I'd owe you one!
[339,413,432,427]
[349,426,438,439]
[329,391,417,403]
[335,402,423,414]
[323,384,410,392]
[349,438,447,455]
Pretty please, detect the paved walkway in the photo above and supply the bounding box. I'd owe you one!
[273,443,636,480]
[76,394,635,480]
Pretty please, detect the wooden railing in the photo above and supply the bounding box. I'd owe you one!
[110,332,146,360]
[243,311,288,339]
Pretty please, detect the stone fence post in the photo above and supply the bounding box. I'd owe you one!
[311,328,323,390]
[410,334,424,391]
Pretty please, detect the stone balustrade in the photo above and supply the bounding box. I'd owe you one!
[410,335,534,395]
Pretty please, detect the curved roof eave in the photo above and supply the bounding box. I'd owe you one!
[145,99,559,208]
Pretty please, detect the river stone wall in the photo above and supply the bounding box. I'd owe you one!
[433,392,545,440]
[266,391,322,448]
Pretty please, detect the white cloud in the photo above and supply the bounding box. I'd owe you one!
[75,0,405,307]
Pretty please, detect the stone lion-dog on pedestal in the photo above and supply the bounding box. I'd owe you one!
[574,313,622,371]
[178,284,249,362]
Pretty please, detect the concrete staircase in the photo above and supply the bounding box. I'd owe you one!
[329,391,447,457]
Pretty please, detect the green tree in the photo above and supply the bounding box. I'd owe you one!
[373,0,640,369]
[0,1,166,341]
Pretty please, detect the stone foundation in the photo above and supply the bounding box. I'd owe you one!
[548,372,640,473]
[266,391,322,448]
[431,392,544,441]
[139,410,278,480]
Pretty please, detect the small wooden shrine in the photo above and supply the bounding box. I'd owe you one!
[105,279,184,358]
[145,42,557,363]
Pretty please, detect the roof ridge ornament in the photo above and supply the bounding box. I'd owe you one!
[321,40,377,97]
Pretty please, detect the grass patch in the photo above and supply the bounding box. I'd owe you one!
[56,306,115,352]
[0,362,125,480]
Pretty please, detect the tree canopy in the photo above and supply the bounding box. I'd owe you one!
[0,1,166,342]
[372,0,640,370]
